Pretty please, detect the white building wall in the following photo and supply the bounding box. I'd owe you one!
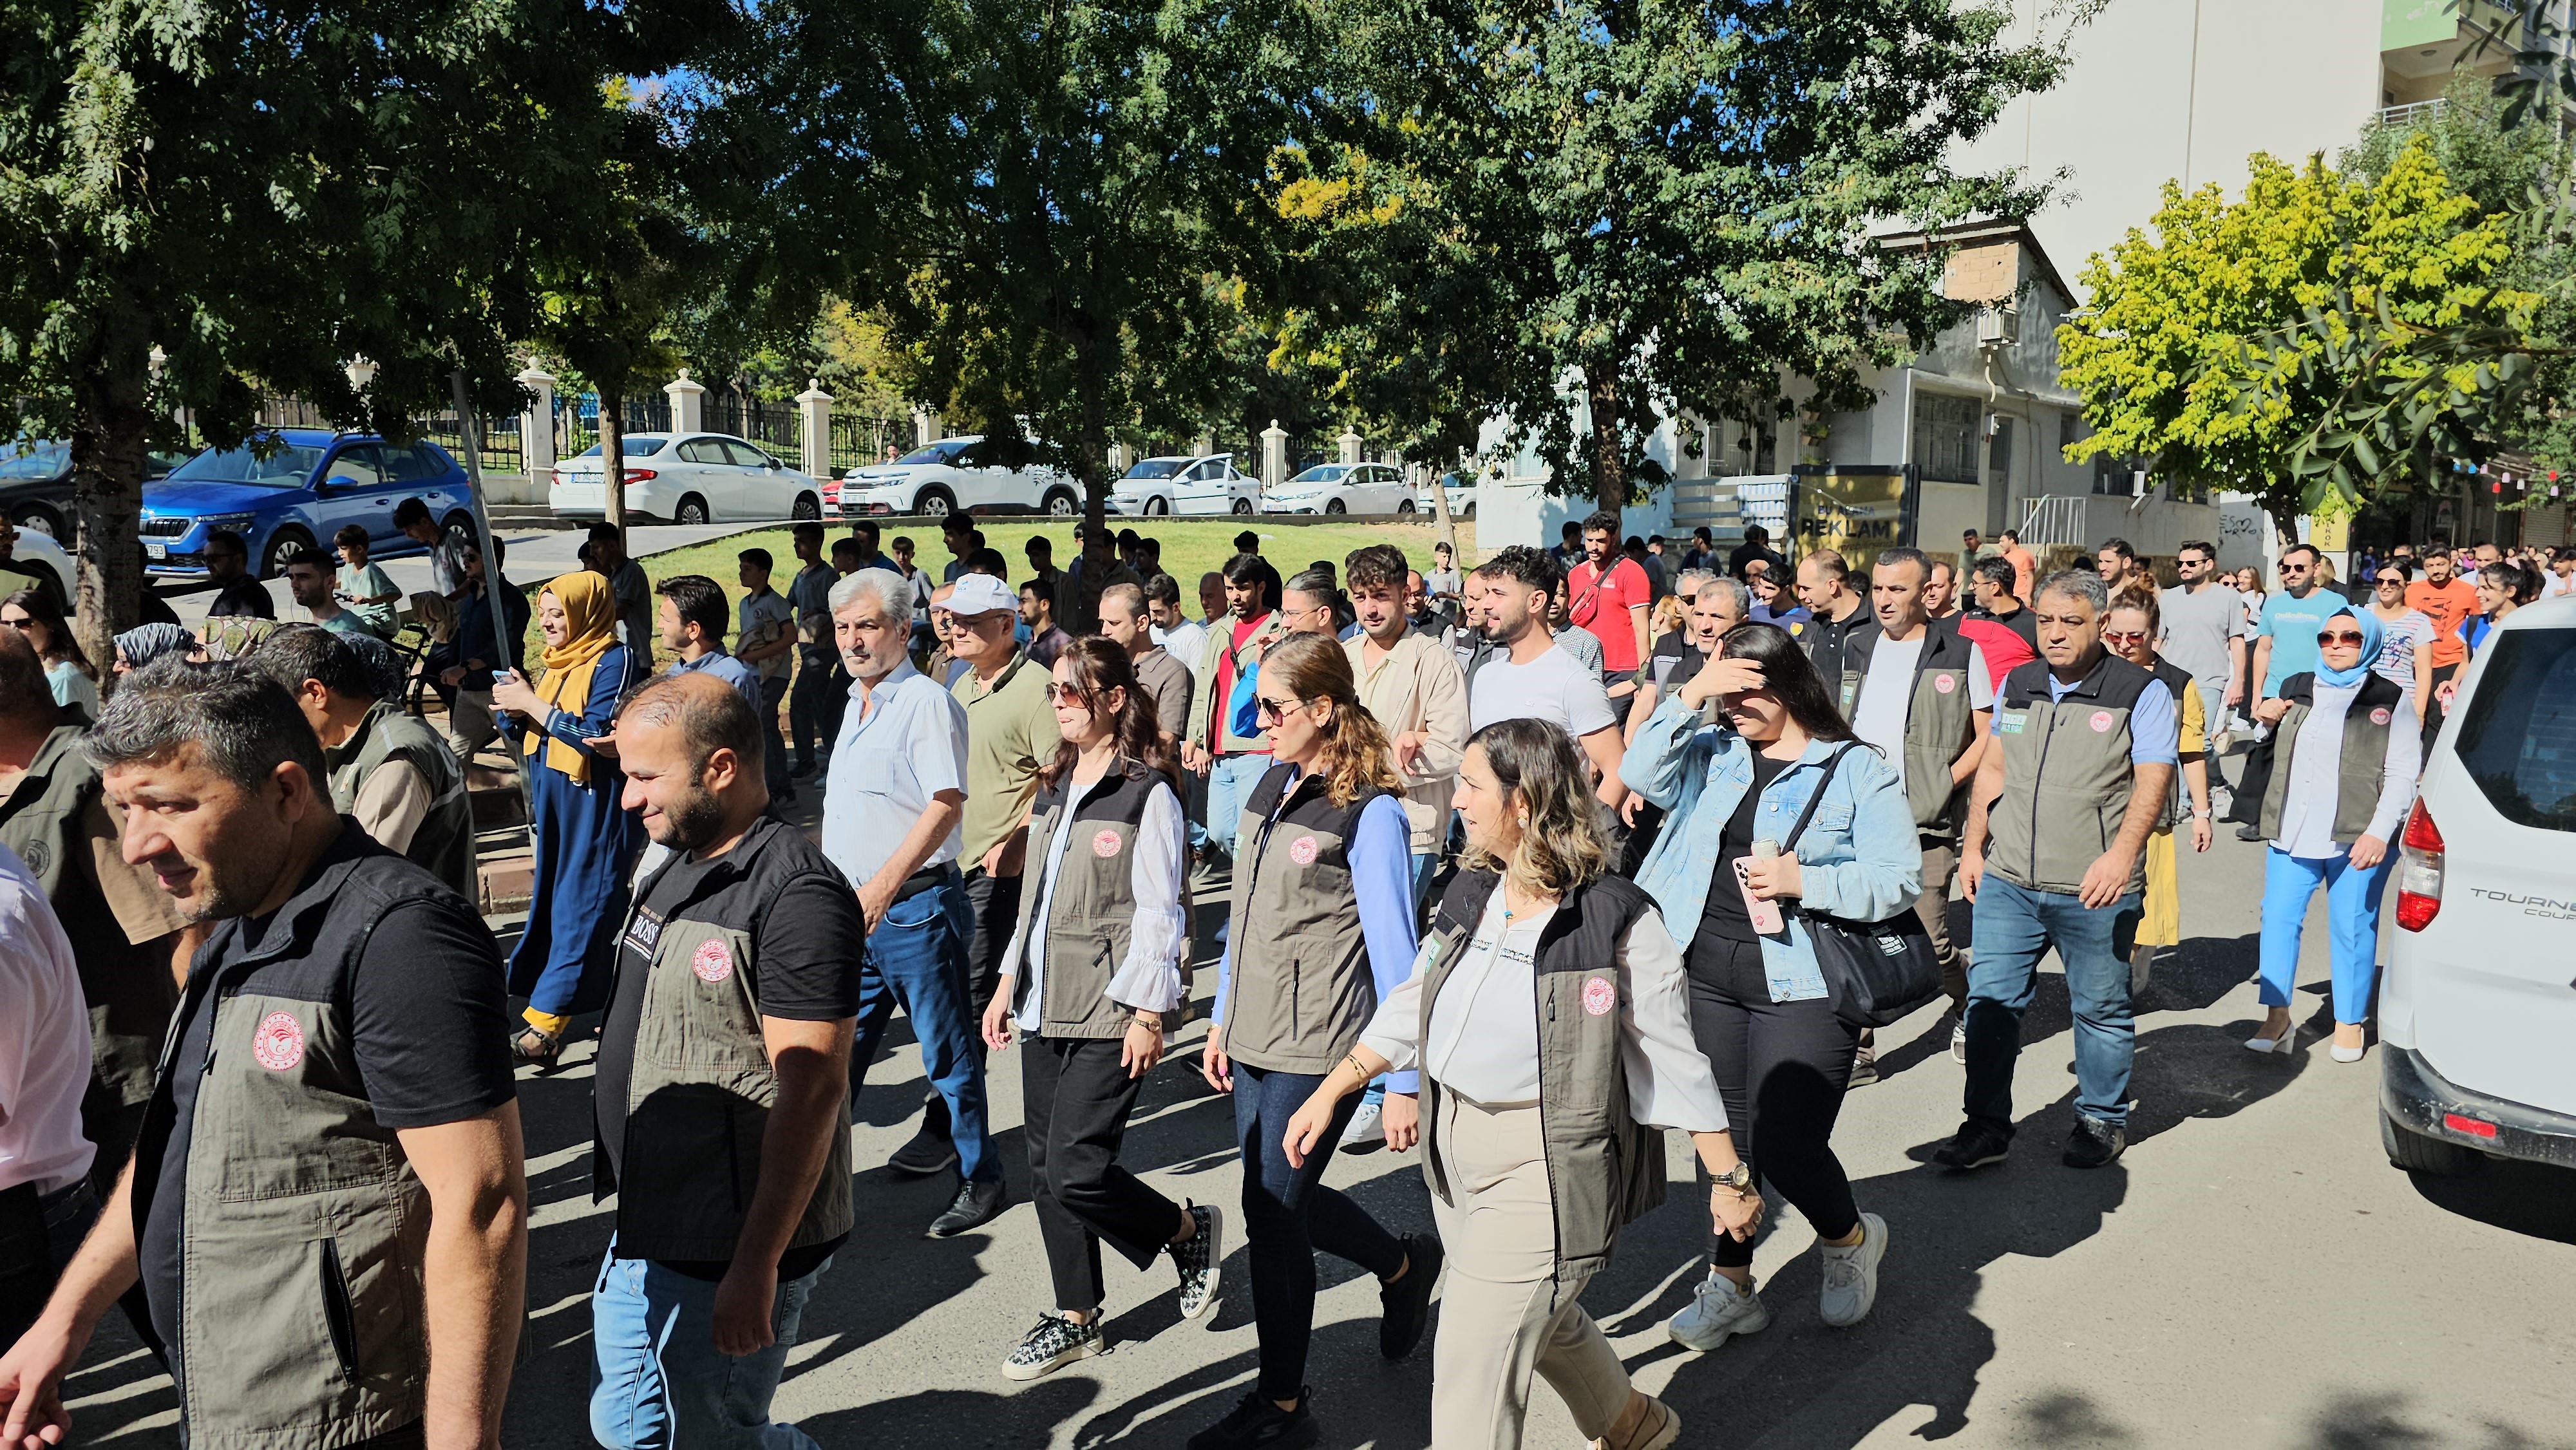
[1956,0,2383,299]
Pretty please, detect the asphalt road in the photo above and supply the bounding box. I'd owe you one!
[58,795,2576,1448]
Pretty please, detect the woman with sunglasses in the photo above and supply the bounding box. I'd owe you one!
[1280,718,1749,1450]
[2362,566,2434,723]
[980,638,1222,1381]
[0,590,98,717]
[2244,606,2420,1062]
[2101,596,2212,994]
[1195,632,1437,1450]
[1620,623,1918,1353]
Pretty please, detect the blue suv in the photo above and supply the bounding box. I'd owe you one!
[141,429,481,579]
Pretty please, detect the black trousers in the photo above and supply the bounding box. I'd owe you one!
[921,869,1025,1142]
[2228,728,2276,825]
[1684,936,1862,1269]
[1023,1034,1183,1310]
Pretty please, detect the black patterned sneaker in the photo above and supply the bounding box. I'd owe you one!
[1001,1310,1107,1381]
[2062,1115,2126,1169]
[1170,1201,1224,1321]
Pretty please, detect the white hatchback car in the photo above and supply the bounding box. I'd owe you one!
[1108,455,1259,516]
[836,435,1079,520]
[1264,462,1412,516]
[549,433,824,525]
[2376,594,2576,1177]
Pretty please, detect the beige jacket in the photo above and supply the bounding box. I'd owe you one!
[1345,630,1472,853]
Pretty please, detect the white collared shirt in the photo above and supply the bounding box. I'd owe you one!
[821,659,967,887]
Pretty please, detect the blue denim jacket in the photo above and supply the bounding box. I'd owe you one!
[1619,693,1922,1001]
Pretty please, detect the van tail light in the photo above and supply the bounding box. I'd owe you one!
[2395,800,2445,932]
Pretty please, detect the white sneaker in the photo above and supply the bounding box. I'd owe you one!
[1817,1212,1888,1328]
[1338,1099,1386,1154]
[1949,1017,1968,1064]
[1666,1273,1770,1352]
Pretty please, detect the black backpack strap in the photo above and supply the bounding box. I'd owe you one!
[1779,743,1861,856]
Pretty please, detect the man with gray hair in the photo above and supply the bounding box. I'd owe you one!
[819,568,1005,1237]
[0,661,526,1449]
[1939,570,2177,1173]
[1623,573,1747,738]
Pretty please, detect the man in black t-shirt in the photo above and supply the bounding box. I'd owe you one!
[0,660,522,1449]
[590,670,863,1449]
[200,529,274,620]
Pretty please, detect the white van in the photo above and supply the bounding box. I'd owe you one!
[2377,594,2576,1176]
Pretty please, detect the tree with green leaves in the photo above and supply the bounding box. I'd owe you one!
[699,0,1311,531]
[1260,0,2070,512]
[2058,140,2532,543]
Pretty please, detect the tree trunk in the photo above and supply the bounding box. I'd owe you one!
[1586,366,1625,516]
[1430,462,1458,560]
[601,388,627,545]
[67,325,153,673]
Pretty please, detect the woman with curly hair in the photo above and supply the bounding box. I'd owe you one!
[1191,631,1437,1450]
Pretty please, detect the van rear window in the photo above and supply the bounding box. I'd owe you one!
[2454,628,2576,832]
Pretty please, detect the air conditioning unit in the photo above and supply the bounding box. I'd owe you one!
[1976,304,2020,350]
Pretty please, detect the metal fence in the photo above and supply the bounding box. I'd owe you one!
[829,413,910,476]
[705,395,800,456]
[554,394,672,462]
[413,411,523,474]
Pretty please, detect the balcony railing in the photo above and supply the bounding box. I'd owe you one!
[2375,98,2448,129]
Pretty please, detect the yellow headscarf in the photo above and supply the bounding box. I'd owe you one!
[522,570,621,784]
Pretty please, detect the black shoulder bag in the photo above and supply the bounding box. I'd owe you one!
[1777,744,1946,1031]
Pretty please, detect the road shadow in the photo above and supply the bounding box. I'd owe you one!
[2401,1156,2576,1245]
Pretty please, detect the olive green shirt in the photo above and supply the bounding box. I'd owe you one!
[949,652,1063,867]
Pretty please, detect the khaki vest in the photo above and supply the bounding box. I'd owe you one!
[607,822,855,1262]
[328,701,475,900]
[2257,672,2405,845]
[134,838,463,1449]
[1220,764,1387,1073]
[1987,655,2156,896]
[0,725,176,1109]
[1836,622,1981,839]
[1006,760,1166,1039]
[1419,872,1666,1286]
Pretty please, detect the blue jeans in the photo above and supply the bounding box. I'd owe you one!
[589,1245,831,1450]
[1964,874,2143,1134]
[788,652,833,769]
[2258,847,2394,1025]
[1204,752,1271,862]
[852,874,1001,1183]
[1233,1064,1406,1401]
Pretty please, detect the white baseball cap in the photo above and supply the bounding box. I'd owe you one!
[946,573,1019,617]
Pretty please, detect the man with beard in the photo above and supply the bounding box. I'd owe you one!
[589,671,863,1449]
[279,547,381,639]
[0,659,524,1449]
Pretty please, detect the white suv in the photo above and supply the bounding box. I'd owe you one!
[837,435,1079,520]
[2377,594,2576,1176]
[1106,455,1259,516]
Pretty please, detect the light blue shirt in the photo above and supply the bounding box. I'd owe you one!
[822,659,968,887]
[665,648,762,711]
[2045,671,2179,766]
[1213,776,1419,1093]
[2256,587,2338,695]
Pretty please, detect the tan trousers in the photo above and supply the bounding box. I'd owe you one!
[1916,839,1965,1009]
[1428,1093,1632,1450]
[444,688,499,762]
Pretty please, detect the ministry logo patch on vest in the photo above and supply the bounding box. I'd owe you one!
[251,1010,304,1071]
[692,938,734,984]
[1935,673,1956,694]
[1581,975,1616,1017]
[2089,710,2114,733]
[1289,835,1319,865]
[1092,828,1123,859]
[2371,707,2392,725]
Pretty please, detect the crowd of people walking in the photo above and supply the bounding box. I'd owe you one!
[0,508,2544,1450]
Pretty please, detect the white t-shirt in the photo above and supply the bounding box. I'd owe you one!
[1469,641,1618,737]
[0,845,96,1198]
[2543,569,2576,599]
[1848,634,1992,799]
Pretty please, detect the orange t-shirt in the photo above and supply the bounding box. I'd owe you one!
[2002,545,2036,601]
[2406,578,2481,670]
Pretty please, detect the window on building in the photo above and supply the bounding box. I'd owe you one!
[1915,393,1980,485]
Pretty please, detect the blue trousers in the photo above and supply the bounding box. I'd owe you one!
[1965,874,2143,1134]
[590,1244,830,1450]
[851,875,1000,1183]
[2258,847,2394,1025]
[1233,1064,1406,1401]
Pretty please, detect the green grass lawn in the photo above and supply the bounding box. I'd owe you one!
[525,515,1477,666]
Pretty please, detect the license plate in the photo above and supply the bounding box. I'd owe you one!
[144,540,166,559]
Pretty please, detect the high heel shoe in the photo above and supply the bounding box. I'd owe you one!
[2244,1015,2296,1055]
[2329,1025,2367,1063]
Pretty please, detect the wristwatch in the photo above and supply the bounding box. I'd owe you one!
[1711,1161,1755,1194]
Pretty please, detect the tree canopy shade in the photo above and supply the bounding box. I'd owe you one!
[701,0,1316,527]
[0,0,721,658]
[1263,0,2074,511]
[2057,141,2532,543]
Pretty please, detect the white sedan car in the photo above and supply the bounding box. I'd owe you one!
[836,435,1080,520]
[550,433,824,525]
[1108,455,1260,516]
[1415,471,1478,518]
[1263,461,1414,516]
